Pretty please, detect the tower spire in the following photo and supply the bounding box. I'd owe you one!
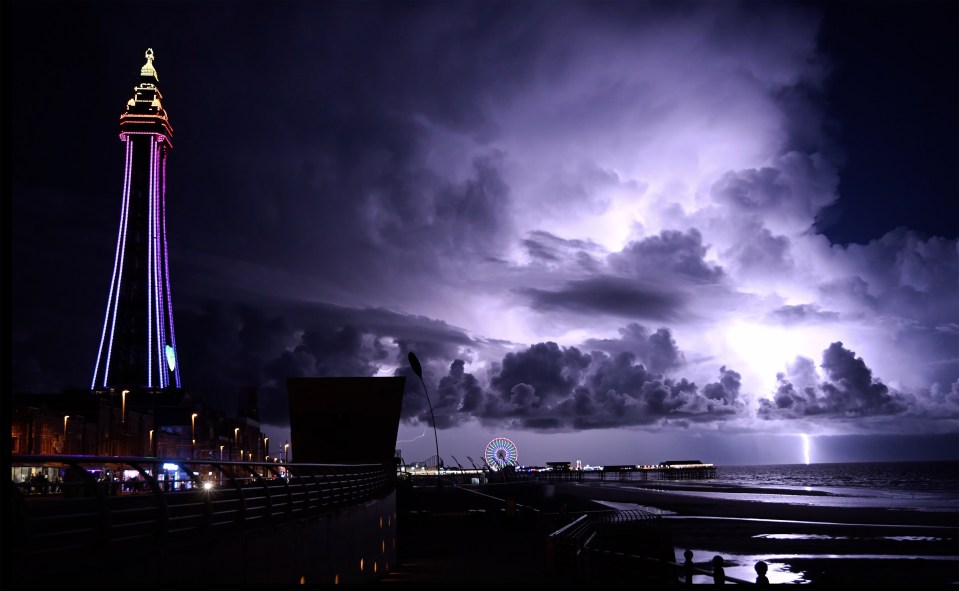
[140,48,158,81]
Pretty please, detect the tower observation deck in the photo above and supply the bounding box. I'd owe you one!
[92,49,180,390]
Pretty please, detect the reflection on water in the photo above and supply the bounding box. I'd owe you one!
[757,533,845,540]
[755,533,950,542]
[674,548,807,584]
[675,547,958,585]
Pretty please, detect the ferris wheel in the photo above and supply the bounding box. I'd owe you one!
[484,437,518,470]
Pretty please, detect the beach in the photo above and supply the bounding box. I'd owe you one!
[557,480,959,585]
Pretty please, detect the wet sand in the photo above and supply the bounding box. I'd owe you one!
[557,481,959,585]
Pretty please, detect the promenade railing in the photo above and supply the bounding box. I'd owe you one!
[547,510,757,585]
[10,455,395,558]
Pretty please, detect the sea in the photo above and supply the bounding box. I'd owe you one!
[715,460,959,494]
[589,461,959,584]
[679,460,959,512]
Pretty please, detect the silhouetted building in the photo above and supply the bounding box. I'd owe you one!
[238,386,259,422]
[287,377,405,464]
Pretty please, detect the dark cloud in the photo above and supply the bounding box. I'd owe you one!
[537,161,647,218]
[768,304,840,325]
[610,229,724,283]
[722,224,794,278]
[489,342,592,408]
[519,276,684,320]
[820,229,959,326]
[581,323,685,375]
[709,152,838,232]
[413,342,748,431]
[171,299,485,425]
[758,342,910,419]
[522,230,605,270]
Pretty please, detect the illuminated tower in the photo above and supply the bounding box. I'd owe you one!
[92,49,181,390]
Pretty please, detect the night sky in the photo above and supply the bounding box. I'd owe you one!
[10,1,958,466]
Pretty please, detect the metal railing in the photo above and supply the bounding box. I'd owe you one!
[548,510,756,585]
[10,455,395,557]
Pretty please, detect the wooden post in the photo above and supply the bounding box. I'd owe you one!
[712,555,725,585]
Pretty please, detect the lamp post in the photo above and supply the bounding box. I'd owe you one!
[191,413,198,458]
[149,430,154,455]
[63,416,69,454]
[284,442,289,463]
[121,390,129,424]
[263,436,269,458]
[220,445,224,461]
[408,352,442,486]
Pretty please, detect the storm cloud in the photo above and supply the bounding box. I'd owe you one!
[758,342,910,419]
[11,1,958,463]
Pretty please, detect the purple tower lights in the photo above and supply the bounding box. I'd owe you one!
[92,49,181,391]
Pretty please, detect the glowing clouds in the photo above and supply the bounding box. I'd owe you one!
[724,321,837,394]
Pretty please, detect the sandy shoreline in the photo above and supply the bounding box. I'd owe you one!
[556,481,959,585]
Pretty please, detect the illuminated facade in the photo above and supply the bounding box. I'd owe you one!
[92,49,181,390]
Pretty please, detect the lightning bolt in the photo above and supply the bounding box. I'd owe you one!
[397,428,428,444]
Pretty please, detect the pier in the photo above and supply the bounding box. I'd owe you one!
[410,459,717,484]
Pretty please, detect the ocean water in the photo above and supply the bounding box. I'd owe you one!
[714,461,959,494]
[594,461,959,512]
[589,462,959,584]
[649,461,959,584]
[702,461,959,512]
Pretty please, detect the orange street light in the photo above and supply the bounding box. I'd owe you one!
[234,427,239,446]
[63,416,70,453]
[284,442,290,463]
[121,390,129,424]
[191,413,198,445]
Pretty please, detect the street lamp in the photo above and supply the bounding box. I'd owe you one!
[408,352,441,486]
[234,427,240,446]
[63,416,69,454]
[191,413,199,458]
[149,429,154,454]
[220,445,225,461]
[284,442,289,463]
[263,436,269,456]
[121,390,129,424]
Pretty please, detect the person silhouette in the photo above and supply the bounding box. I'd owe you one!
[755,560,769,585]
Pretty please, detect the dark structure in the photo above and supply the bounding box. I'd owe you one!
[91,48,181,391]
[287,377,405,464]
